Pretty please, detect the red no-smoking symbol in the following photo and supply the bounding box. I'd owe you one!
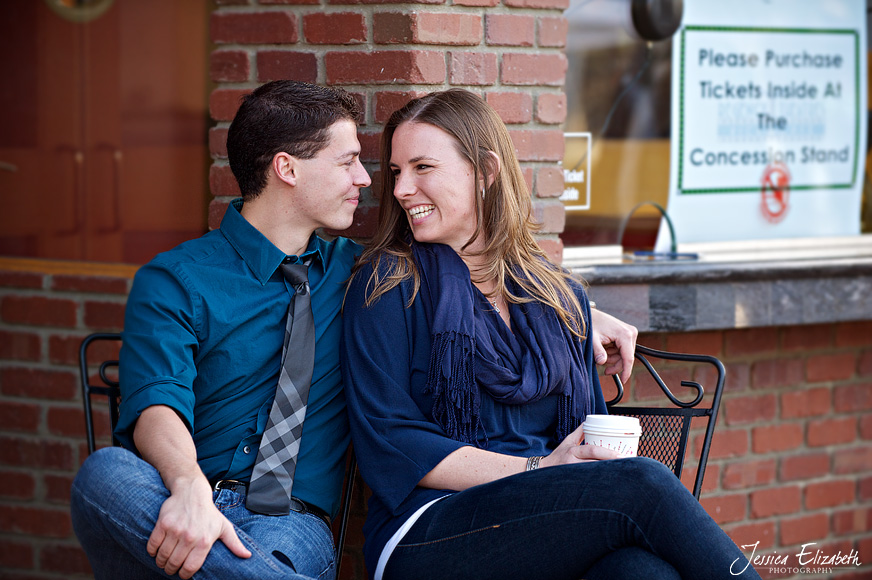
[760,162,790,223]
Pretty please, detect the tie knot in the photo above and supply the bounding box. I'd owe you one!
[281,262,309,294]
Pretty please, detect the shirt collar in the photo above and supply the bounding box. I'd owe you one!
[220,198,328,285]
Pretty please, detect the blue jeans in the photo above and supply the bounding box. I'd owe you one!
[71,447,335,580]
[383,457,760,580]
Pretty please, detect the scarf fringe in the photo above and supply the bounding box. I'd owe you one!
[557,395,579,443]
[425,331,485,446]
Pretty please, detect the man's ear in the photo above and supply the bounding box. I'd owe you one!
[272,152,298,187]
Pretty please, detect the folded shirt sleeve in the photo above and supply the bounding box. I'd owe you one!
[116,260,199,451]
[341,263,468,515]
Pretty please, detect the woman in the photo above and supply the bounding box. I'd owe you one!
[340,89,758,580]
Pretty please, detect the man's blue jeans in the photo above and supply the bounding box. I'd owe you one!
[384,457,761,580]
[71,447,335,580]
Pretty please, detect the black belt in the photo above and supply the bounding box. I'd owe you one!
[211,479,331,528]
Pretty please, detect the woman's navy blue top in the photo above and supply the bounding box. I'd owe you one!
[340,259,607,577]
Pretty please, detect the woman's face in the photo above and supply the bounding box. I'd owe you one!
[390,121,482,255]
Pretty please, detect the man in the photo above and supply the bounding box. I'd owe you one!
[70,80,637,580]
[71,81,370,579]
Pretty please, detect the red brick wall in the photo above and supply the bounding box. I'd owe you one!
[1,260,871,579]
[654,327,872,580]
[0,262,132,579]
[207,0,570,263]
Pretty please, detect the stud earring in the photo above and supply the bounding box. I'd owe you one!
[481,184,486,200]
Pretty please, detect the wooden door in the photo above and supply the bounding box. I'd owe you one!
[0,0,209,264]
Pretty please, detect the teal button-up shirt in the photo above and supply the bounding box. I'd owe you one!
[118,198,360,516]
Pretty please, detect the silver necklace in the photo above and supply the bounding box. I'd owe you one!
[490,299,500,314]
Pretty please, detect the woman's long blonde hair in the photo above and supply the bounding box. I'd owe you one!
[353,89,586,337]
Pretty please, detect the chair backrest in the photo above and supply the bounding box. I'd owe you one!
[606,344,726,500]
[79,332,123,454]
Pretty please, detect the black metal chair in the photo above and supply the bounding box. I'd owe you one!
[80,332,123,454]
[606,344,726,500]
[335,452,358,574]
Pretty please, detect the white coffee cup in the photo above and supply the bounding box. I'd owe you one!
[582,414,642,457]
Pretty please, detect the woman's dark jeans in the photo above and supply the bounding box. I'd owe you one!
[383,457,760,580]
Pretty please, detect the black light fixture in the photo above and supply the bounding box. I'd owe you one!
[630,0,683,42]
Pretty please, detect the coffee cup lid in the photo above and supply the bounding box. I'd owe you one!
[582,414,641,432]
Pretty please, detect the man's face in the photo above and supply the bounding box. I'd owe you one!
[291,119,371,233]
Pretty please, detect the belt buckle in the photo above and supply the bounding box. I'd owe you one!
[288,497,307,514]
[213,479,246,493]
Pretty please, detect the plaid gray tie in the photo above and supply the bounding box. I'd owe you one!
[246,261,315,515]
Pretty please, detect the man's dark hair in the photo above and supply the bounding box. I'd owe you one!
[226,81,361,200]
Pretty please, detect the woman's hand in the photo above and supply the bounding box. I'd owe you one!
[539,423,620,468]
[590,308,638,384]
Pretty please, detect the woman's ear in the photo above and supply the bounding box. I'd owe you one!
[272,152,297,187]
[484,150,501,188]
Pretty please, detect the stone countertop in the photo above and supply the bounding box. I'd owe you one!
[565,237,872,332]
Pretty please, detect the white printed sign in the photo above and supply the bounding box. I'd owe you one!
[658,0,867,249]
[560,132,592,210]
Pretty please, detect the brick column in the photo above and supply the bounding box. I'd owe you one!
[207,0,569,261]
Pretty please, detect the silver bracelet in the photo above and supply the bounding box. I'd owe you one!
[525,455,543,471]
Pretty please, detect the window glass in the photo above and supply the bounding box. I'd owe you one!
[561,1,872,249]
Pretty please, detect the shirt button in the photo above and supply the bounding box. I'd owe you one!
[243,445,251,454]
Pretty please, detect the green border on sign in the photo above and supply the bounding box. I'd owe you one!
[678,26,860,195]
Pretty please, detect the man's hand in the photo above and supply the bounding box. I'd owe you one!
[135,405,251,579]
[147,475,251,579]
[589,308,639,384]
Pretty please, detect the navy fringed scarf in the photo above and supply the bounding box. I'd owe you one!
[412,242,592,447]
